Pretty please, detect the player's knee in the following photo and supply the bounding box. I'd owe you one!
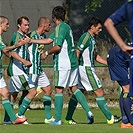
[1,89,9,99]
[42,86,52,95]
[29,88,37,97]
[94,88,104,96]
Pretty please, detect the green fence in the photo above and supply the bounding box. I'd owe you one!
[2,64,107,68]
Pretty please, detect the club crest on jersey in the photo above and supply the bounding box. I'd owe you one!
[38,45,44,53]
[92,40,96,45]
[80,44,84,48]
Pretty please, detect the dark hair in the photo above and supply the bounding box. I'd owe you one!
[52,6,66,21]
[88,17,102,29]
[17,16,29,25]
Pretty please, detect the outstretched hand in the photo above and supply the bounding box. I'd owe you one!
[16,36,31,47]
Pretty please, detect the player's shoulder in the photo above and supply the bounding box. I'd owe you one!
[30,30,37,37]
[80,32,91,40]
[11,32,22,39]
[60,22,71,30]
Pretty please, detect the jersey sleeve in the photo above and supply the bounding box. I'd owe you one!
[109,2,128,25]
[76,33,88,53]
[10,33,20,52]
[0,35,6,50]
[0,41,6,50]
[54,24,67,47]
[49,32,55,40]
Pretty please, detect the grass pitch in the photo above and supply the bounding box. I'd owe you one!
[0,108,133,133]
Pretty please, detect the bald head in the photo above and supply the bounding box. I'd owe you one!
[0,16,9,33]
[0,16,8,23]
[37,17,51,33]
[38,17,50,27]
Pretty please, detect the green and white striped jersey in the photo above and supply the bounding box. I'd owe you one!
[76,32,96,67]
[53,22,78,70]
[8,32,29,76]
[0,35,6,78]
[28,30,46,74]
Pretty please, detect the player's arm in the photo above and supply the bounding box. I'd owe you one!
[104,18,133,54]
[30,38,53,45]
[76,49,81,60]
[3,45,19,55]
[95,54,107,65]
[3,37,30,57]
[10,52,32,67]
[41,45,61,60]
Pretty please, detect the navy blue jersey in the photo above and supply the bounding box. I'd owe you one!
[109,1,133,41]
[107,46,130,85]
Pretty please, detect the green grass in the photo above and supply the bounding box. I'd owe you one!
[0,108,133,133]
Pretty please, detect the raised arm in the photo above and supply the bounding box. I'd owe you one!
[3,37,30,56]
[30,38,53,45]
[104,18,133,54]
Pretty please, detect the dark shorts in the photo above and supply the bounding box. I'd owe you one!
[107,48,129,86]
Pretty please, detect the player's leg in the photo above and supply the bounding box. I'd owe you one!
[1,87,18,122]
[94,88,116,123]
[71,86,94,124]
[51,87,63,125]
[18,88,36,116]
[18,90,29,106]
[118,82,133,126]
[64,69,85,124]
[50,70,69,125]
[31,73,54,123]
[107,48,131,125]
[42,86,55,124]
[0,79,27,125]
[119,90,132,128]
[64,94,78,124]
[10,74,37,116]
[95,88,121,124]
[3,92,18,124]
[69,68,94,124]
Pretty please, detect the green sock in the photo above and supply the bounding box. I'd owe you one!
[18,97,31,116]
[18,96,25,106]
[96,96,112,120]
[4,102,14,122]
[19,90,29,106]
[65,95,78,120]
[74,89,90,115]
[54,93,63,122]
[43,95,52,119]
[2,99,16,122]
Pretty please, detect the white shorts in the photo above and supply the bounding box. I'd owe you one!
[9,74,35,92]
[54,68,78,88]
[0,77,7,88]
[78,66,102,91]
[29,72,50,88]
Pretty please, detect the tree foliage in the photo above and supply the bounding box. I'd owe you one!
[85,0,104,13]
